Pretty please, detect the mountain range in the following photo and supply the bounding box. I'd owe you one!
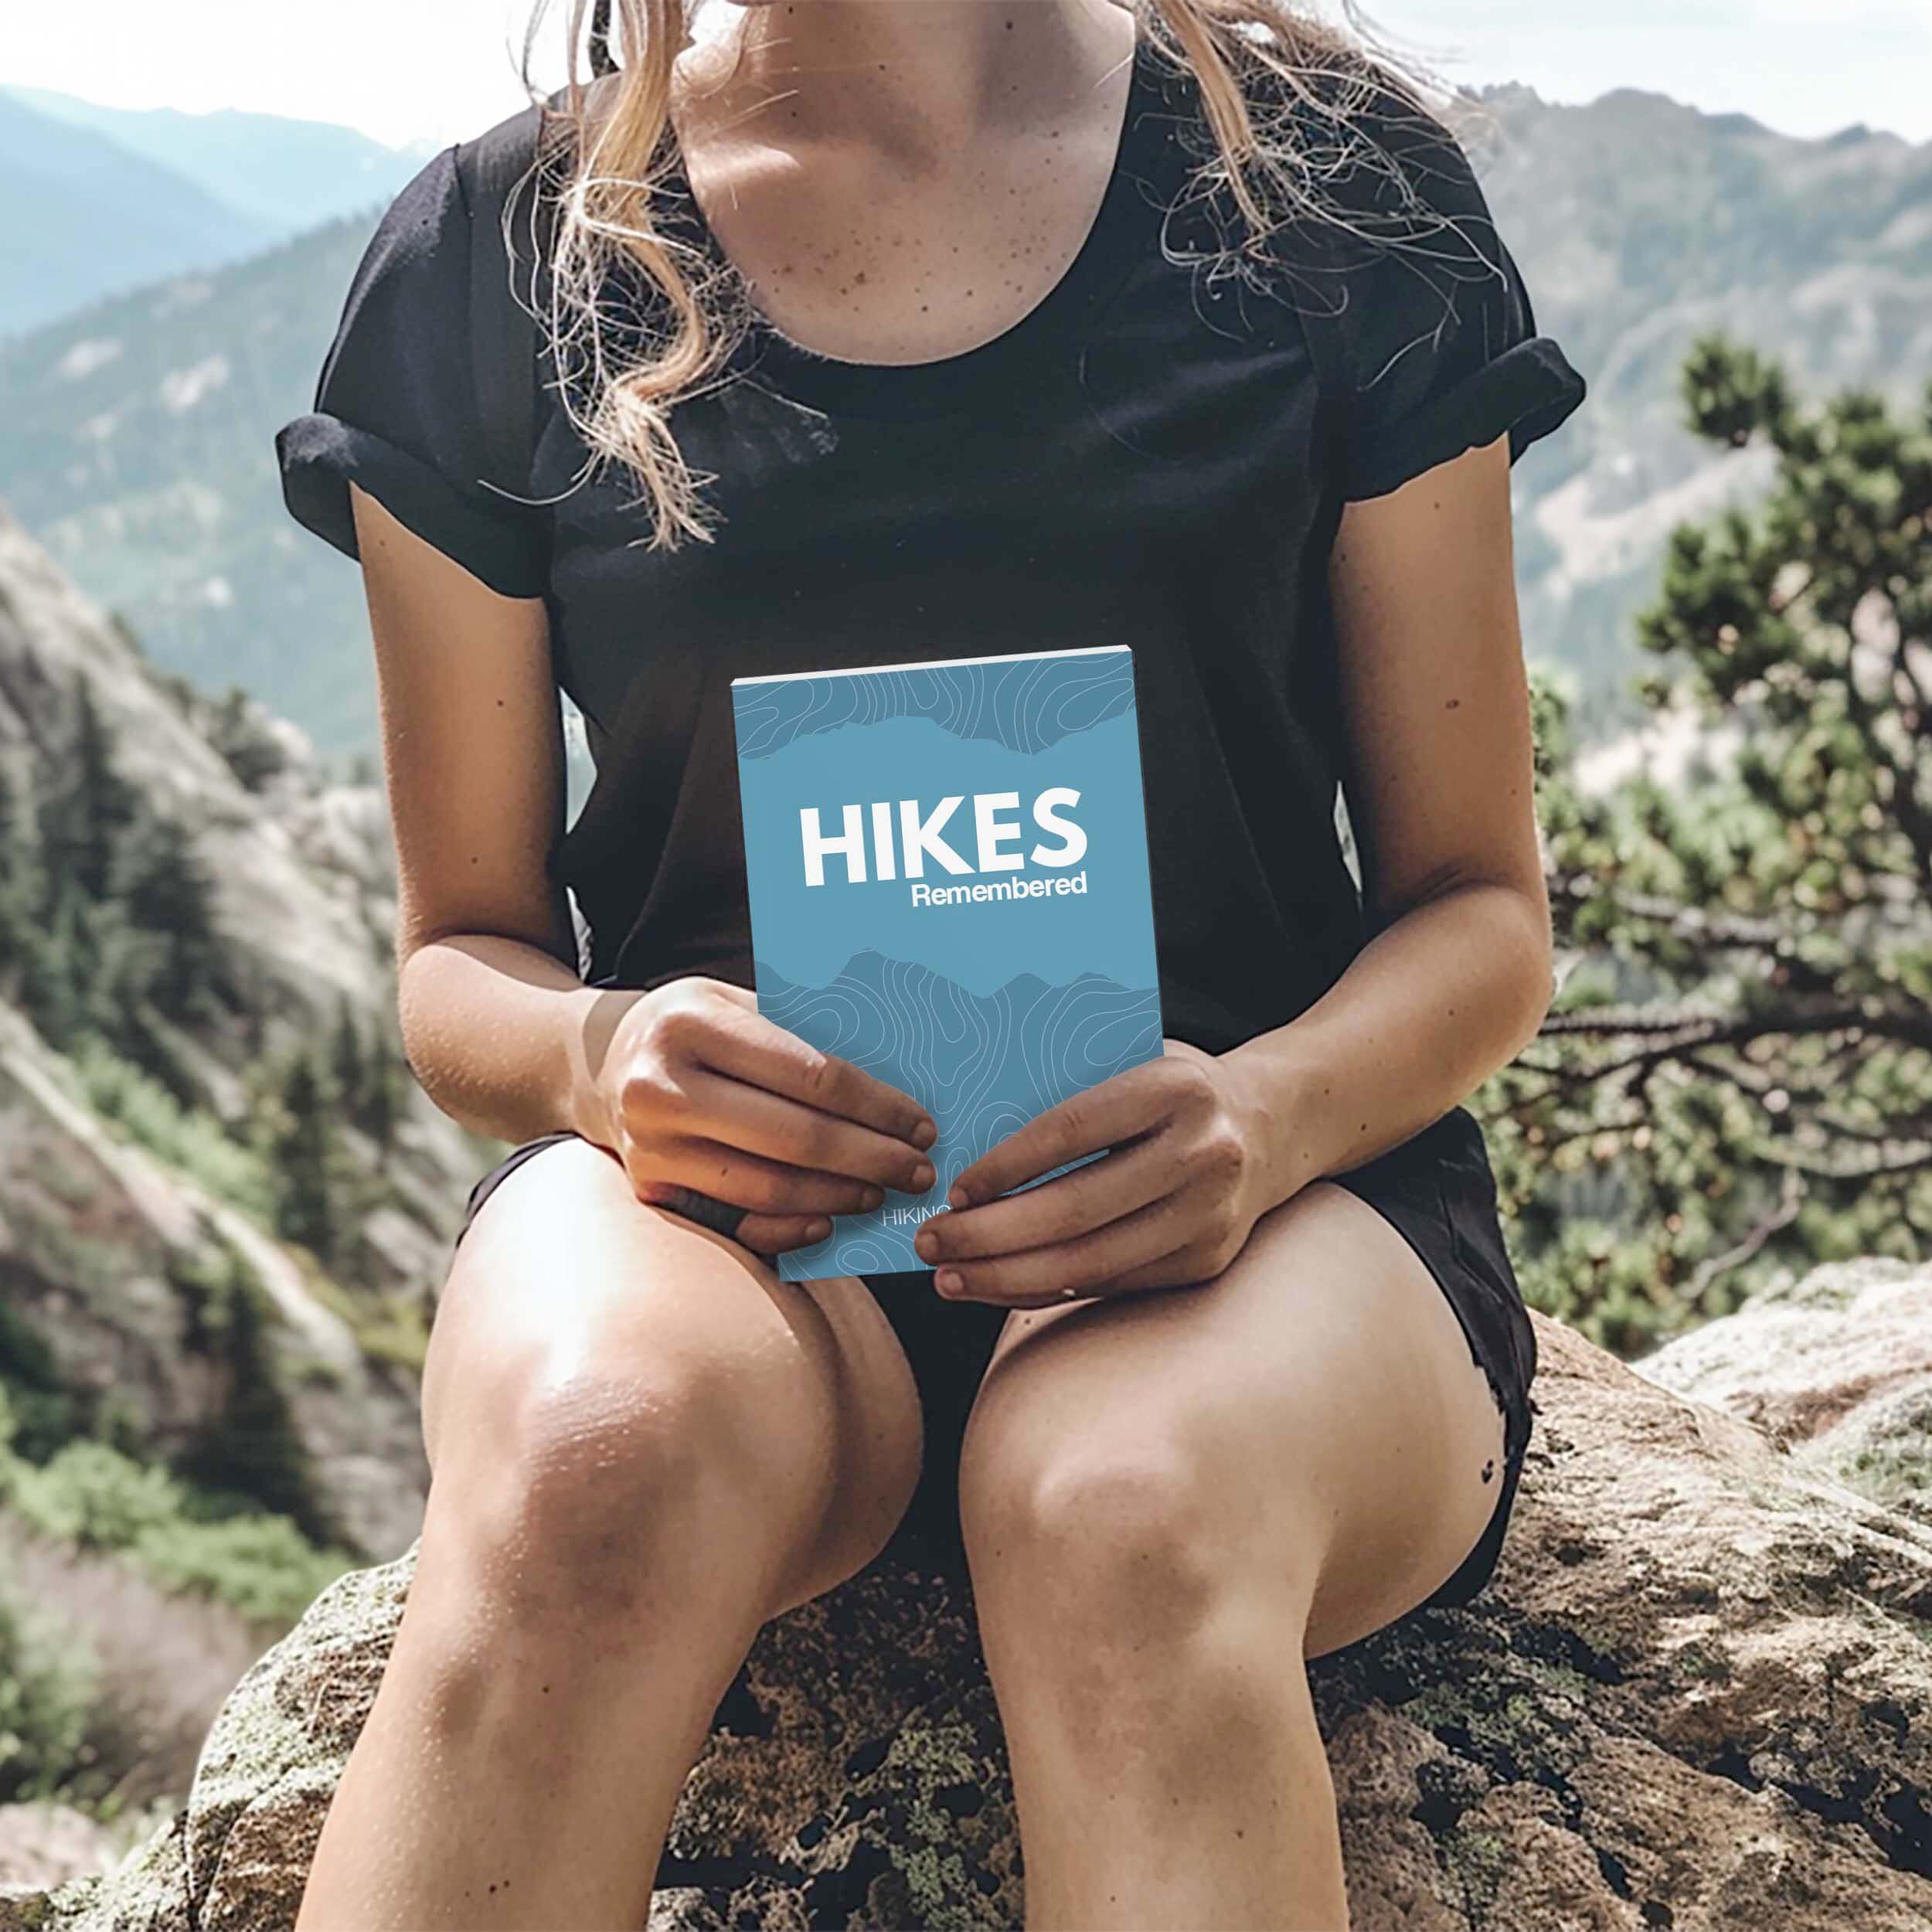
[1,78,1928,758]
[0,86,430,341]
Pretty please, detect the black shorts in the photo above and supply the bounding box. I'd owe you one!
[451,1104,1536,1612]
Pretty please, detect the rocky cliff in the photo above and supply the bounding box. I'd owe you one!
[0,502,496,1559]
[6,1257,1927,1931]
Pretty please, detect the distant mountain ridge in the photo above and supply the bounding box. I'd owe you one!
[3,83,434,235]
[0,87,427,342]
[0,202,393,751]
[0,92,280,341]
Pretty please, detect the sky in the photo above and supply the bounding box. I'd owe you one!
[3,0,1927,152]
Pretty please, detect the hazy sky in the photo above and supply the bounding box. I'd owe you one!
[5,0,1927,151]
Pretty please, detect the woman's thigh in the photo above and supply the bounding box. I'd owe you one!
[957,1176,1507,1658]
[422,1133,927,1618]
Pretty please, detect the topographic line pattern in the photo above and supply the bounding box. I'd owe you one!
[759,948,1164,1281]
[735,650,1135,760]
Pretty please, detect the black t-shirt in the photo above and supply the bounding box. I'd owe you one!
[276,36,1586,1060]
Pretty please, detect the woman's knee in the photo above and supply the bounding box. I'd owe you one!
[429,1341,831,1634]
[959,1410,1318,1652]
[419,1138,923,1631]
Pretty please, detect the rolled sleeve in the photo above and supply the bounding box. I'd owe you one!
[1291,70,1588,502]
[274,143,549,599]
[1340,237,1587,502]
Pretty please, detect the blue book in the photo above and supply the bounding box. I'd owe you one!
[730,645,1166,1283]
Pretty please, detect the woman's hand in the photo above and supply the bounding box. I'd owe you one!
[594,976,939,1257]
[911,1039,1277,1308]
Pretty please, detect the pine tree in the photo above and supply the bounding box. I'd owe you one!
[1486,335,1932,1353]
[17,882,100,1049]
[114,809,226,1021]
[262,1046,345,1265]
[37,669,141,910]
[170,1233,335,1544]
[328,996,366,1122]
[360,1030,407,1152]
[0,760,16,875]
[0,764,22,975]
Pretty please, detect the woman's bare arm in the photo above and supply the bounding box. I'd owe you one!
[348,481,630,1151]
[348,481,937,1247]
[1223,431,1555,1195]
[899,431,1555,1303]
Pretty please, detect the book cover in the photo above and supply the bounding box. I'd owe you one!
[730,645,1165,1284]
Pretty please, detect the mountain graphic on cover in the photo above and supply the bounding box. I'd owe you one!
[730,645,1165,1283]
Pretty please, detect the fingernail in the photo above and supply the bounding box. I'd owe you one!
[808,1218,832,1241]
[910,1160,935,1191]
[936,1268,964,1295]
[947,1184,969,1209]
[912,1119,938,1149]
[862,1185,885,1209]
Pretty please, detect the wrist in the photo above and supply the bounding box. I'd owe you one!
[564,982,648,1152]
[1219,1038,1328,1215]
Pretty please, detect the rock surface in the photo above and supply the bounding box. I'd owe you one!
[0,506,392,1073]
[0,999,429,1562]
[0,504,508,1559]
[0,501,489,1226]
[8,1268,1932,1932]
[1638,1255,1932,1526]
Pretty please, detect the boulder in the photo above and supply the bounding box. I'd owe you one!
[1638,1255,1932,1526]
[8,1265,1931,1931]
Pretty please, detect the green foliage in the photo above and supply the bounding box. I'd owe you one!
[253,1042,352,1265]
[34,669,140,906]
[0,1435,351,1630]
[348,1296,433,1377]
[2,1193,130,1315]
[1488,336,1932,1352]
[0,1588,99,1804]
[0,675,424,1304]
[328,994,406,1152]
[72,1034,276,1219]
[329,996,366,1116]
[0,667,234,1079]
[131,1510,350,1628]
[0,1219,350,1631]
[167,1229,337,1545]
[70,998,416,1302]
[6,1441,181,1551]
[7,883,107,1049]
[240,1011,415,1277]
[0,765,27,968]
[112,811,230,1026]
[0,1304,75,1463]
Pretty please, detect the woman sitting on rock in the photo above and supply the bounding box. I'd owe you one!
[274,0,1585,1923]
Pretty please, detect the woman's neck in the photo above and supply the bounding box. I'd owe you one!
[683,0,1135,168]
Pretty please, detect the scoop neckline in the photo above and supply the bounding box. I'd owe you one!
[662,29,1166,421]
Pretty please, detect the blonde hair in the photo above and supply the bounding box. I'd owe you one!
[512,0,1459,553]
